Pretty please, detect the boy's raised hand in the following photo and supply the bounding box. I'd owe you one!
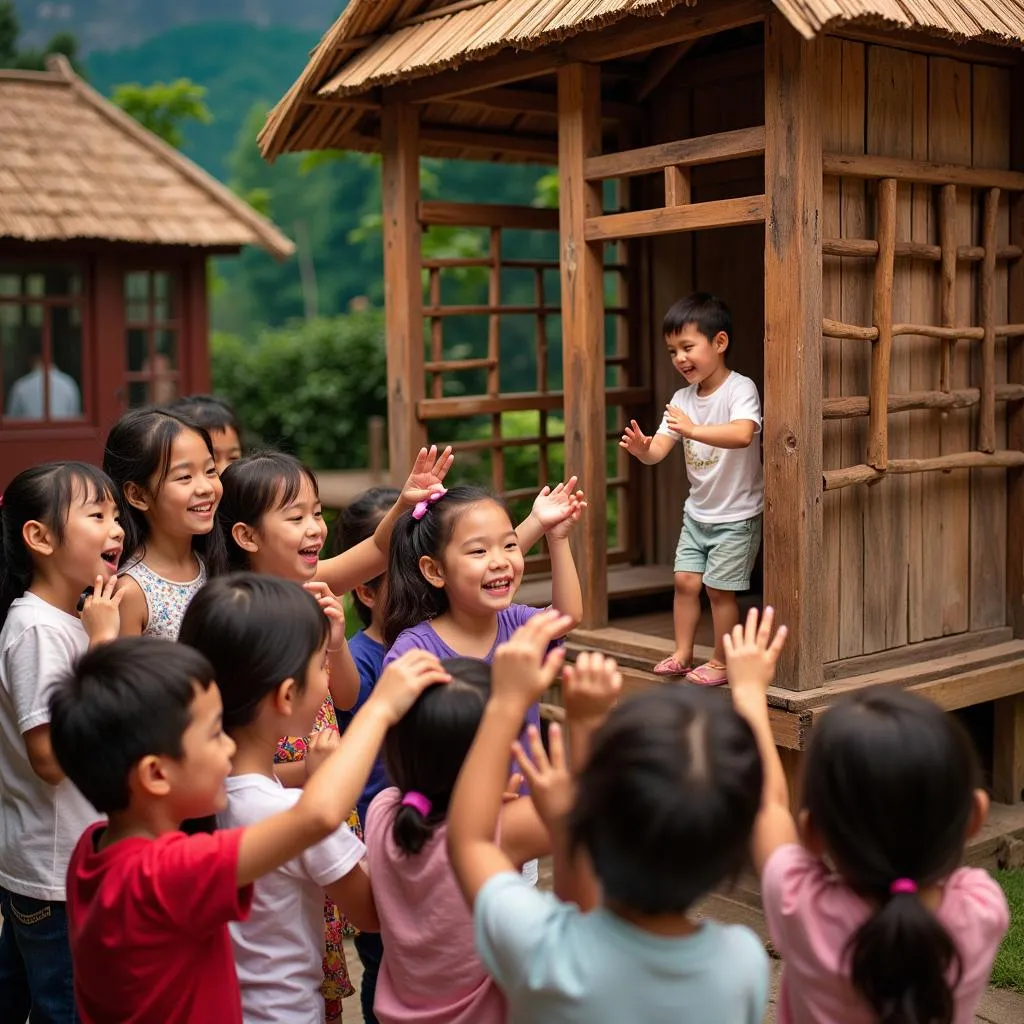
[619,419,653,458]
[664,404,695,438]
[562,651,622,728]
[370,649,451,724]
[513,722,573,831]
[81,574,123,646]
[492,609,572,709]
[400,445,455,507]
[723,606,788,696]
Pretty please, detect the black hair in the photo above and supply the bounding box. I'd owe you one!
[803,688,981,1024]
[48,637,216,814]
[178,572,329,732]
[663,292,733,345]
[103,406,227,574]
[332,487,400,626]
[217,451,321,572]
[169,394,240,436]
[569,685,761,915]
[384,657,491,855]
[382,485,509,646]
[0,461,116,624]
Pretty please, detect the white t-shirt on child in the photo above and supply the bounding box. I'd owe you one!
[217,773,366,1024]
[657,370,764,523]
[0,592,101,901]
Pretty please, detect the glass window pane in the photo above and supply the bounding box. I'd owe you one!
[0,266,80,298]
[125,272,150,323]
[155,329,178,370]
[0,273,20,297]
[127,328,149,372]
[153,272,176,321]
[1,306,82,420]
[51,306,84,418]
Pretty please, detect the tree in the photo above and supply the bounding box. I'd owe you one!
[0,1,82,73]
[111,80,213,150]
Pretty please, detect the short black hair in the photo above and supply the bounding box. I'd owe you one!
[570,685,761,914]
[332,487,400,626]
[663,292,732,344]
[169,394,240,436]
[49,638,216,813]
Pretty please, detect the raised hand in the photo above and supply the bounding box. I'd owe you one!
[304,727,341,778]
[512,723,573,830]
[491,609,572,710]
[81,574,123,646]
[304,581,346,651]
[530,477,588,540]
[400,445,455,508]
[371,649,451,724]
[562,650,622,728]
[723,606,788,695]
[663,404,695,438]
[619,419,653,459]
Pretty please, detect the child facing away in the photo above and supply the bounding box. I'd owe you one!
[0,462,125,1022]
[169,394,244,475]
[446,610,770,1024]
[104,406,228,640]
[47,634,447,1024]
[363,627,617,1024]
[179,573,449,1024]
[724,607,1010,1024]
[620,292,763,685]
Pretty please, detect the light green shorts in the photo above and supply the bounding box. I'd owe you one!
[674,512,762,591]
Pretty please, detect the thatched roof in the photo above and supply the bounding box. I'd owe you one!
[1,57,294,259]
[259,0,1024,163]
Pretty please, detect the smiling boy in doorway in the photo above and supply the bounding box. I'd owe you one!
[620,293,763,685]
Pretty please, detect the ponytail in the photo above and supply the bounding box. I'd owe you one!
[391,798,438,856]
[848,887,960,1024]
[381,485,496,646]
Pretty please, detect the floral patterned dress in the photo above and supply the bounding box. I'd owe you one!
[275,692,361,1023]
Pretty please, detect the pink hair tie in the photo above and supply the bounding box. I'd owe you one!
[412,487,447,521]
[890,878,918,895]
[401,791,432,816]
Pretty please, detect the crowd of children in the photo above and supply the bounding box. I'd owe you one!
[0,292,1011,1024]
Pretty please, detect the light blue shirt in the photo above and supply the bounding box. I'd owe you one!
[475,872,769,1023]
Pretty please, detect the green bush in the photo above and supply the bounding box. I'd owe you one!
[211,311,387,470]
[992,869,1024,992]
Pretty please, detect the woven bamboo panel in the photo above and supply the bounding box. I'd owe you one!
[0,61,293,257]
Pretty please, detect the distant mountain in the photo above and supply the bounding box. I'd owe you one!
[13,0,343,54]
[87,22,319,177]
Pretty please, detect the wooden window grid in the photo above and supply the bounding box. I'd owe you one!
[820,155,1024,491]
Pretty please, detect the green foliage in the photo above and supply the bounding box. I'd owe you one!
[210,310,388,470]
[533,172,559,209]
[993,870,1024,992]
[0,1,82,73]
[111,79,212,149]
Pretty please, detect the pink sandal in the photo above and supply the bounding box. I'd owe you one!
[653,656,691,677]
[685,662,728,687]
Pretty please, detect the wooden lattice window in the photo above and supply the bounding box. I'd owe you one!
[124,270,181,407]
[821,158,1024,491]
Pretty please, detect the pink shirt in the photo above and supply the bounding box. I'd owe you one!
[762,844,1009,1024]
[365,788,506,1024]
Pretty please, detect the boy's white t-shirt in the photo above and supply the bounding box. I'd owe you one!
[657,370,764,523]
[217,773,366,1024]
[0,592,101,901]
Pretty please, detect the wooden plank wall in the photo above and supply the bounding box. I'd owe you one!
[821,41,1012,659]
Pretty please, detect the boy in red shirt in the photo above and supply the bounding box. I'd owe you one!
[49,634,447,1023]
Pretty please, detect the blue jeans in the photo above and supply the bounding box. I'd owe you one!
[0,887,78,1024]
[354,930,383,1024]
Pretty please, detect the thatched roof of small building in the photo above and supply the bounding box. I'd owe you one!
[259,0,1024,163]
[1,57,294,259]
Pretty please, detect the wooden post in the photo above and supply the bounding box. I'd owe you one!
[1009,66,1024,638]
[939,184,957,393]
[867,178,897,469]
[979,188,1000,455]
[763,12,824,690]
[381,103,427,480]
[558,62,608,628]
[993,693,1024,804]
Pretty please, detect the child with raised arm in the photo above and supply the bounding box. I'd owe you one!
[621,293,763,684]
[48,636,447,1024]
[725,607,1009,1024]
[448,611,770,1024]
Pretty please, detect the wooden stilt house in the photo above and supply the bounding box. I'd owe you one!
[261,0,1024,800]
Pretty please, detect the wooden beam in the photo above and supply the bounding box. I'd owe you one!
[824,384,1024,419]
[867,178,897,470]
[828,26,1018,69]
[939,183,958,391]
[763,12,824,691]
[386,0,769,104]
[420,125,557,162]
[417,387,649,420]
[584,125,766,181]
[823,152,1024,192]
[559,63,608,629]
[419,201,559,231]
[636,39,696,102]
[824,451,1024,491]
[979,188,1000,454]
[585,195,766,242]
[381,104,427,479]
[441,86,639,123]
[994,693,1024,804]
[1010,64,1024,639]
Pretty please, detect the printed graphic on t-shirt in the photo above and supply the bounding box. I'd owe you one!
[683,438,721,472]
